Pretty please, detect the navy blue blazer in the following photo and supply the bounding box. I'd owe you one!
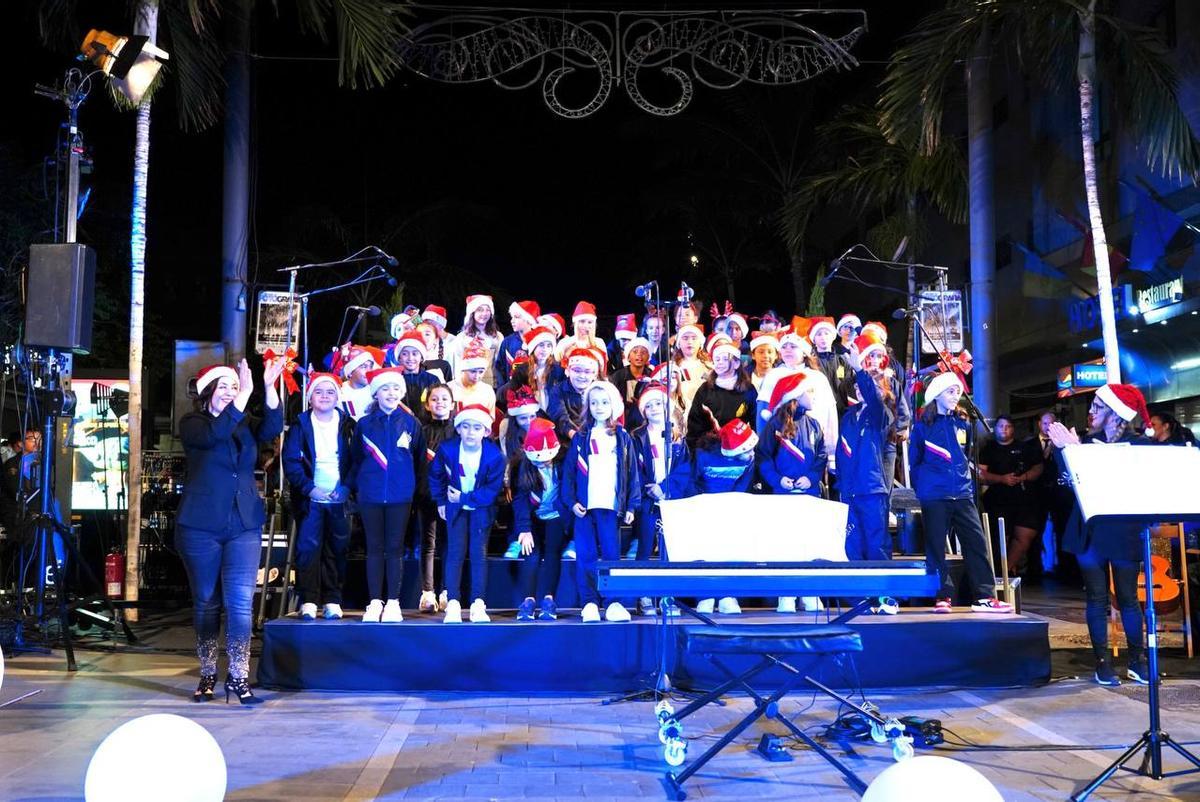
[282,409,354,517]
[178,403,284,532]
[428,438,506,527]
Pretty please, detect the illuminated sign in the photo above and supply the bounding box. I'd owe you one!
[1137,278,1183,314]
[1056,358,1106,398]
[1068,285,1134,333]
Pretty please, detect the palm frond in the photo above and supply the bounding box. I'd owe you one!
[328,0,412,89]
[161,0,225,131]
[1099,13,1200,180]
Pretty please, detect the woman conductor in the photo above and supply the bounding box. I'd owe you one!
[178,357,286,704]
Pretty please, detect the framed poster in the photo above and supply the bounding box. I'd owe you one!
[254,291,301,355]
[918,290,964,354]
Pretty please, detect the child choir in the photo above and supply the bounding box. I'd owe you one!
[275,293,1012,624]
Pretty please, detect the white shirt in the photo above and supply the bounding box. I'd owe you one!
[586,427,618,510]
[339,382,375,421]
[310,412,341,501]
[459,444,482,511]
[646,425,667,484]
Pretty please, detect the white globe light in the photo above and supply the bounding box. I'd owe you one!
[864,755,1003,802]
[85,714,226,802]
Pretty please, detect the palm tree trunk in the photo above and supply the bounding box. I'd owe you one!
[967,28,997,419]
[222,0,251,359]
[126,0,158,622]
[790,246,806,314]
[1078,0,1121,382]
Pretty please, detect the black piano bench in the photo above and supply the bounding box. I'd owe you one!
[659,624,876,800]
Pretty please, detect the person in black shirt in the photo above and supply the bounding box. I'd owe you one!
[978,415,1043,577]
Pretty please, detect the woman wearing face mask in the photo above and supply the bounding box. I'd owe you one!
[911,371,1013,617]
[979,415,1044,577]
[1046,384,1155,686]
[178,356,286,704]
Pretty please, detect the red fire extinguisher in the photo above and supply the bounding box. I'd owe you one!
[105,549,124,600]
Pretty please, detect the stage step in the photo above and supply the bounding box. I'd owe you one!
[258,609,1050,692]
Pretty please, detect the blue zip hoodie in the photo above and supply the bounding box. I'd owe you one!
[347,405,427,504]
[756,411,826,495]
[632,425,692,501]
[910,411,973,501]
[560,425,642,517]
[835,369,893,498]
[510,457,572,533]
[428,437,506,527]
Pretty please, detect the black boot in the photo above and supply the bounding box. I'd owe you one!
[224,676,264,705]
[192,674,217,702]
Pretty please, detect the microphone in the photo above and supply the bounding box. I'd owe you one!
[892,307,919,320]
[820,259,841,289]
[678,281,694,302]
[371,246,399,268]
[634,281,657,298]
[349,305,382,316]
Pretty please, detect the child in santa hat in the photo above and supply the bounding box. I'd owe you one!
[608,334,654,431]
[499,387,543,559]
[347,367,427,623]
[546,348,602,441]
[911,371,1014,618]
[639,309,666,366]
[420,304,454,363]
[413,383,457,613]
[497,300,541,383]
[748,331,780,392]
[336,345,383,421]
[809,317,854,416]
[685,335,756,448]
[415,322,453,383]
[389,331,441,421]
[282,374,354,622]
[608,313,638,370]
[561,380,641,623]
[1045,383,1153,686]
[671,323,710,414]
[450,295,503,386]
[429,404,506,623]
[835,314,861,356]
[448,338,498,415]
[630,382,691,616]
[511,418,571,622]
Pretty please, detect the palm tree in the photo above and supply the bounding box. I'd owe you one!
[880,0,1200,386]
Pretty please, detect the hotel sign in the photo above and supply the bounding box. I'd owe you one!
[1057,358,1106,398]
[1136,278,1183,314]
[1068,285,1134,334]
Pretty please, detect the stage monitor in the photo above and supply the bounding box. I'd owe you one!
[71,378,129,511]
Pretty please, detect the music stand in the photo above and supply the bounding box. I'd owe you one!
[1061,444,1200,801]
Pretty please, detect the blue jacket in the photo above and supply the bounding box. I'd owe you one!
[885,372,912,457]
[347,405,427,505]
[281,409,354,517]
[495,331,525,382]
[910,411,973,501]
[835,370,893,498]
[178,403,284,531]
[510,458,572,533]
[688,445,756,495]
[756,412,826,496]
[546,381,588,440]
[428,438,506,527]
[632,425,692,502]
[561,425,642,517]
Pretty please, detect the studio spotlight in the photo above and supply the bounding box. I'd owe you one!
[79,29,169,104]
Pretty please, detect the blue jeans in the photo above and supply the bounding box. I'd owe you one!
[445,507,493,603]
[177,510,261,679]
[295,502,349,605]
[635,500,661,561]
[516,515,567,601]
[1077,544,1142,661]
[574,508,622,607]
[845,493,890,561]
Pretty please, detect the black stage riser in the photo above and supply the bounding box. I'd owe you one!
[257,613,1049,692]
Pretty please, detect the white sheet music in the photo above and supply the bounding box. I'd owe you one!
[1061,443,1200,523]
[658,493,849,562]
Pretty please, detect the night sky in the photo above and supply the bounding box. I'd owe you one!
[6,1,939,389]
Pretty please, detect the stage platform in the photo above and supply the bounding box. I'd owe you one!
[258,607,1050,693]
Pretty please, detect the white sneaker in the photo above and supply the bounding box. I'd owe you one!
[717,597,742,615]
[776,597,797,614]
[802,596,825,612]
[300,602,318,620]
[381,599,403,622]
[696,598,715,614]
[322,603,343,620]
[438,589,448,610]
[418,590,438,613]
[363,599,383,623]
[604,602,631,622]
[443,599,463,623]
[581,602,601,623]
[469,599,491,623]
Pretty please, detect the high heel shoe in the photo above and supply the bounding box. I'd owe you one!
[223,676,264,705]
[192,674,217,703]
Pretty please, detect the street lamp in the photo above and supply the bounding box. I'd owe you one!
[79,29,169,104]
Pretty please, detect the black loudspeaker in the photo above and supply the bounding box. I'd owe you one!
[25,243,96,354]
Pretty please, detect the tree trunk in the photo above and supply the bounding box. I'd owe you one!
[125,0,158,623]
[790,245,806,314]
[1078,0,1121,382]
[966,28,997,420]
[222,0,251,360]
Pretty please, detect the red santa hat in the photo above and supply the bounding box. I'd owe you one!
[464,294,494,320]
[727,313,749,338]
[305,372,341,403]
[584,380,625,423]
[924,371,963,404]
[720,419,758,457]
[749,330,778,353]
[366,366,407,397]
[505,387,540,418]
[422,304,448,329]
[195,365,237,396]
[1096,383,1151,426]
[339,345,382,378]
[394,331,429,361]
[768,370,811,413]
[837,314,862,333]
[454,403,494,430]
[508,300,541,325]
[637,382,669,414]
[523,417,560,463]
[853,333,888,368]
[614,313,637,340]
[522,325,557,354]
[566,347,602,375]
[538,313,566,338]
[572,301,598,321]
[807,316,837,342]
[861,321,888,343]
[649,362,674,386]
[458,338,490,371]
[623,336,652,363]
